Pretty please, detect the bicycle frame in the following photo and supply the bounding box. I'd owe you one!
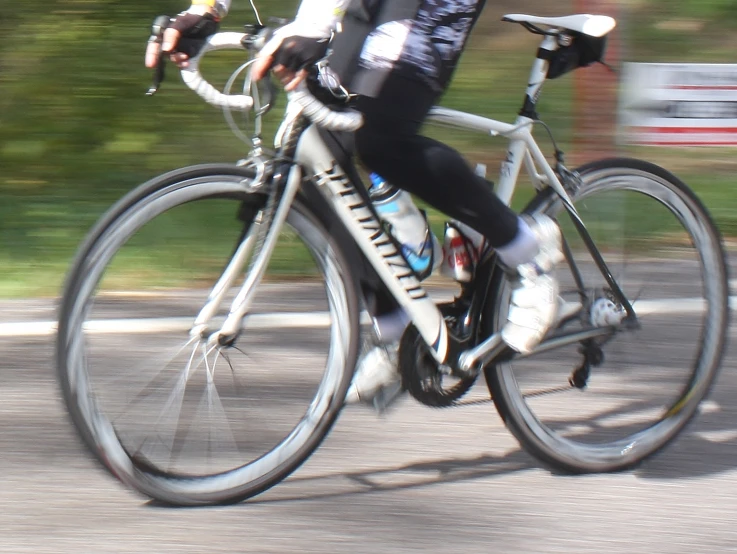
[290,34,581,364]
[200,33,619,373]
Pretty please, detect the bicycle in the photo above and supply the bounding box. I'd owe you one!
[56,12,729,506]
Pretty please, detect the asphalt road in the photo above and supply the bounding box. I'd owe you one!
[2,275,737,553]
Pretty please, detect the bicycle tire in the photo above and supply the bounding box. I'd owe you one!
[485,158,729,473]
[56,164,360,505]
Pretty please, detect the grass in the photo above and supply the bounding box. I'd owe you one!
[3,165,731,298]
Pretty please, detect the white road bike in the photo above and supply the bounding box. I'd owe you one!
[56,13,729,505]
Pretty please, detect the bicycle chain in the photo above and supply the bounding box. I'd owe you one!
[398,305,477,408]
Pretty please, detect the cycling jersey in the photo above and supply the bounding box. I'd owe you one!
[357,0,487,92]
[212,0,486,93]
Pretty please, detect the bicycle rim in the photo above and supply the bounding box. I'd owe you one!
[57,167,359,504]
[486,158,729,473]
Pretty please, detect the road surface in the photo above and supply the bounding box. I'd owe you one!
[2,276,737,553]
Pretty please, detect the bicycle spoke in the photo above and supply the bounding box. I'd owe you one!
[100,332,198,391]
[115,340,205,463]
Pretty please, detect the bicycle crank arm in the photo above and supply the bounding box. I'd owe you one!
[512,326,614,360]
[457,333,507,376]
[457,325,614,376]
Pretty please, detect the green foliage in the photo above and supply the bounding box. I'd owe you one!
[0,1,302,295]
[1,0,735,296]
[665,0,737,21]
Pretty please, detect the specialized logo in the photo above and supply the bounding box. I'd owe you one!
[315,164,428,300]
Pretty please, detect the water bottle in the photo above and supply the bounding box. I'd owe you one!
[440,220,487,283]
[368,173,442,280]
[440,164,490,283]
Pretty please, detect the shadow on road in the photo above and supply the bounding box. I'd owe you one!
[139,363,737,509]
[145,448,535,508]
[138,397,737,509]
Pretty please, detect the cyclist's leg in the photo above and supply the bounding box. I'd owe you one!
[354,71,564,354]
[354,72,522,250]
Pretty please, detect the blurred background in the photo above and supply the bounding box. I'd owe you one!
[2,0,737,297]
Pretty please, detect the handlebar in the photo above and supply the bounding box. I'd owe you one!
[178,30,364,132]
[180,32,255,111]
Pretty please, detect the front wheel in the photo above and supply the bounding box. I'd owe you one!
[56,164,360,505]
[485,158,729,473]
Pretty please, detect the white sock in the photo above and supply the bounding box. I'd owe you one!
[496,217,540,268]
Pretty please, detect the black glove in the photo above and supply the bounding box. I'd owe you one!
[271,35,330,72]
[165,12,220,58]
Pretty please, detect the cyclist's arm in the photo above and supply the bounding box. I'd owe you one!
[185,0,231,17]
[145,0,230,68]
[190,0,347,30]
[288,0,350,38]
[252,0,350,89]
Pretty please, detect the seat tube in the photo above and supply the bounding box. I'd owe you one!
[519,34,559,119]
[499,35,558,207]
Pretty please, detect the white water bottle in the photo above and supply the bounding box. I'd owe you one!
[368,173,442,279]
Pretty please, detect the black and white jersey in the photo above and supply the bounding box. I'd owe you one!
[359,0,486,90]
[216,0,485,92]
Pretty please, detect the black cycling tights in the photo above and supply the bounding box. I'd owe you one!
[355,71,520,248]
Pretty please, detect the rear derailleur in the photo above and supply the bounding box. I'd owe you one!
[569,340,604,389]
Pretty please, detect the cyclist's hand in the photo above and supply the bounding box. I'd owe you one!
[145,8,220,69]
[252,34,330,91]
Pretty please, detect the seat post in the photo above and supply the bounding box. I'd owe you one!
[519,34,559,120]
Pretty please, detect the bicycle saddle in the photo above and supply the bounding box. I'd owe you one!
[502,13,616,37]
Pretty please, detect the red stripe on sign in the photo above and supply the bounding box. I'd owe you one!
[641,141,737,146]
[630,126,737,134]
[667,85,737,91]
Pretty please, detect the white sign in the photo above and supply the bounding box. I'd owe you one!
[618,63,737,146]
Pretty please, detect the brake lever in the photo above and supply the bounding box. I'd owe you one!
[253,42,278,115]
[241,25,278,115]
[146,15,171,96]
[147,56,166,96]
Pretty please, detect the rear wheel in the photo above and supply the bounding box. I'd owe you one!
[57,165,360,505]
[486,158,729,473]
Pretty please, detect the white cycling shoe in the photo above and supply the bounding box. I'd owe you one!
[501,214,565,354]
[344,344,403,411]
[345,309,406,412]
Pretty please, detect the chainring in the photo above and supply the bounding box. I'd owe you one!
[398,304,477,408]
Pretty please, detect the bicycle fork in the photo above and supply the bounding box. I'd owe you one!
[190,161,303,346]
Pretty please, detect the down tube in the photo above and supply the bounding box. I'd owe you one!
[295,125,450,363]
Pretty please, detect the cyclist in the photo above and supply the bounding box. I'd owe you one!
[145,0,563,410]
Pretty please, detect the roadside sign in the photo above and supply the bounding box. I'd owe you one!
[618,62,737,146]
